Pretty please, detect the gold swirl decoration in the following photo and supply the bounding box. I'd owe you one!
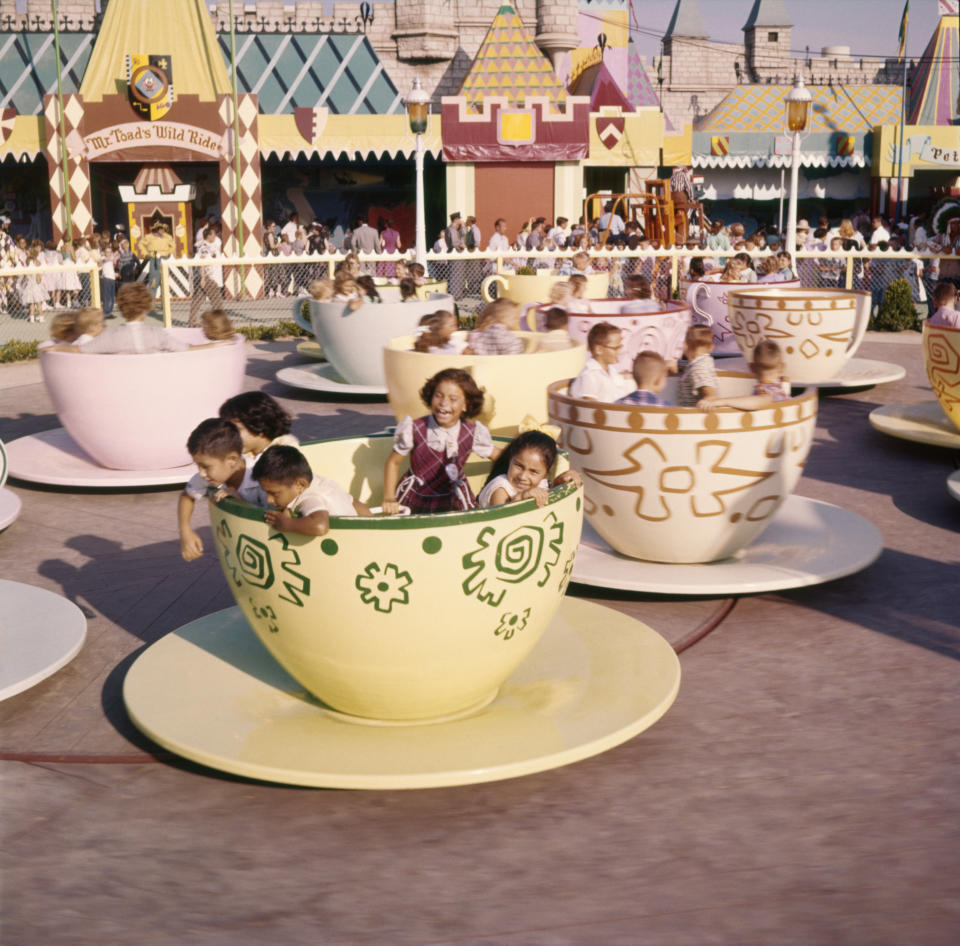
[922,322,960,430]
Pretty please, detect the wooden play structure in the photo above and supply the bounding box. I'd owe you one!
[587,181,704,248]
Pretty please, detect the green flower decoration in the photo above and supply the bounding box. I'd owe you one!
[355,562,413,614]
[494,608,530,641]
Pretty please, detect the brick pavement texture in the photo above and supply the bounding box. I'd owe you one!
[1,337,958,945]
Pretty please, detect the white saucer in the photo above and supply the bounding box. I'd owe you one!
[0,487,21,531]
[123,598,681,790]
[276,363,387,396]
[0,580,87,700]
[869,401,960,449]
[5,428,195,487]
[571,496,882,596]
[718,357,905,389]
[948,471,960,503]
[296,340,326,361]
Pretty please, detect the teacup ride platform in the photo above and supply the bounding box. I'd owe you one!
[870,323,960,450]
[726,287,905,391]
[0,580,87,701]
[123,434,680,789]
[277,292,455,397]
[6,331,246,489]
[948,470,960,503]
[0,441,22,531]
[548,377,882,597]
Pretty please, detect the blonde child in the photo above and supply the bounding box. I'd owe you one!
[700,340,790,411]
[332,270,363,311]
[678,325,718,408]
[616,351,670,406]
[38,311,78,349]
[253,445,368,537]
[19,244,47,322]
[201,309,235,341]
[383,368,502,514]
[178,419,264,561]
[477,430,581,509]
[928,280,960,328]
[466,298,524,355]
[307,278,334,301]
[219,391,298,459]
[414,311,462,354]
[74,306,104,344]
[567,273,590,313]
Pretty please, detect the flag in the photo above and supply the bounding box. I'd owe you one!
[897,1,909,62]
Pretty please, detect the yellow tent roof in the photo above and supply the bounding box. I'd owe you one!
[79,0,231,102]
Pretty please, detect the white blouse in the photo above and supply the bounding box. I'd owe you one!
[393,414,494,460]
[477,473,548,508]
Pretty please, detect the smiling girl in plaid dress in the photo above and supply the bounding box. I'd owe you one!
[382,369,503,514]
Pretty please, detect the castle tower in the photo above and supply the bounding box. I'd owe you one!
[743,0,794,83]
[393,0,459,63]
[534,0,580,70]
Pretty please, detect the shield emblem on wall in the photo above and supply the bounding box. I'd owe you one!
[596,116,625,150]
[294,107,329,144]
[126,55,174,121]
[0,107,16,148]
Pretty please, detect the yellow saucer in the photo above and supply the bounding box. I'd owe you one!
[296,340,325,361]
[123,598,680,790]
[869,401,960,449]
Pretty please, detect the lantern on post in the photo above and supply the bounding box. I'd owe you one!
[405,77,430,267]
[784,75,811,267]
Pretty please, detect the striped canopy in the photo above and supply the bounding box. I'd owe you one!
[907,13,959,126]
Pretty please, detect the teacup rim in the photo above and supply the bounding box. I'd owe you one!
[547,375,818,412]
[729,287,871,302]
[385,333,587,354]
[212,432,580,528]
[922,321,960,336]
[39,332,245,360]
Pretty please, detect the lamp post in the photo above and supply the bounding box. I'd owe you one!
[405,77,429,268]
[784,75,811,269]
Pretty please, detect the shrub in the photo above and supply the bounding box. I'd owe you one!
[0,340,40,363]
[872,278,918,332]
[235,320,309,342]
[515,266,536,276]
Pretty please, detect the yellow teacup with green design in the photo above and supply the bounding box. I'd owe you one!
[922,321,960,431]
[210,435,583,721]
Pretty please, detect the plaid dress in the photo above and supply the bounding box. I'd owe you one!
[395,416,479,513]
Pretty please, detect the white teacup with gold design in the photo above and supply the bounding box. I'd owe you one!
[686,279,800,355]
[384,332,586,437]
[548,375,817,563]
[481,271,609,306]
[728,287,870,383]
[922,321,960,431]
[210,434,583,721]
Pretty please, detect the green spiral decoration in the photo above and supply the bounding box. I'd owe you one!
[235,535,275,589]
[495,525,544,585]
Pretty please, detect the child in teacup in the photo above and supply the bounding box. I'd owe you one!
[700,340,790,412]
[566,274,590,313]
[536,307,571,352]
[466,298,524,355]
[218,391,299,460]
[201,309,234,341]
[332,271,363,311]
[307,278,334,301]
[678,325,719,408]
[74,306,104,345]
[928,281,960,328]
[38,312,79,349]
[383,368,502,514]
[569,322,633,402]
[252,445,369,537]
[617,351,670,406]
[399,277,419,302]
[413,311,463,354]
[477,430,581,509]
[178,418,264,562]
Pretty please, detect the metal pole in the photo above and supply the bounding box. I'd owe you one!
[777,166,785,237]
[786,131,801,269]
[51,0,73,244]
[895,50,909,223]
[415,132,426,268]
[228,0,245,295]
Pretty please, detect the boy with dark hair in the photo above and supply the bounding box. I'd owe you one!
[178,418,263,561]
[252,445,368,536]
